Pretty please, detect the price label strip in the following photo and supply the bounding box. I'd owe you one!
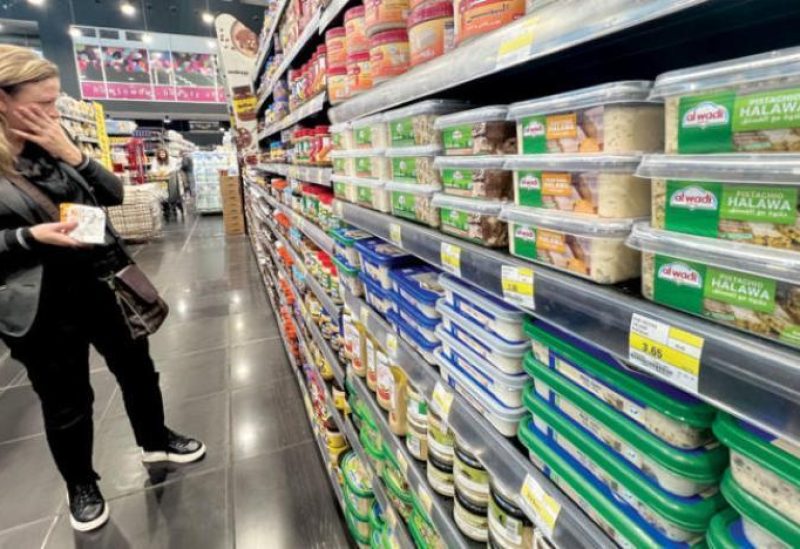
[501,266,535,309]
[629,314,704,394]
[519,474,561,539]
[495,17,539,71]
[432,381,455,427]
[440,243,462,277]
[389,223,403,247]
[386,333,398,358]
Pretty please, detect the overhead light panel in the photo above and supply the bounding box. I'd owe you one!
[142,33,152,43]
[69,27,82,38]
[27,0,46,6]
[202,12,215,25]
[207,40,217,49]
[120,2,136,16]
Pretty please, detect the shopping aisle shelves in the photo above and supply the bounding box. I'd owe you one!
[259,93,327,140]
[266,194,336,255]
[256,163,290,177]
[251,0,290,84]
[257,163,333,188]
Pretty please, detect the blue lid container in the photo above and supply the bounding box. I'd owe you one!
[389,265,445,319]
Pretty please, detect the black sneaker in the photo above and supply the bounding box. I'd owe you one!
[142,429,206,464]
[67,481,109,532]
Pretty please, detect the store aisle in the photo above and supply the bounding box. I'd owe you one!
[0,216,350,549]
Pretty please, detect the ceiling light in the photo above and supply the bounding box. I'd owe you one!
[202,12,215,25]
[142,33,152,43]
[120,2,136,16]
[27,0,46,6]
[207,40,217,49]
[69,27,82,38]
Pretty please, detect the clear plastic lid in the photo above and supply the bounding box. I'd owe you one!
[649,46,800,99]
[434,106,510,129]
[330,122,351,133]
[349,177,388,190]
[507,81,658,120]
[385,181,441,195]
[504,154,641,173]
[382,100,472,122]
[431,193,507,215]
[436,326,528,388]
[636,154,800,184]
[500,205,640,237]
[434,156,507,170]
[331,174,354,184]
[353,149,386,157]
[627,223,800,285]
[351,112,386,129]
[385,145,442,157]
[330,149,365,158]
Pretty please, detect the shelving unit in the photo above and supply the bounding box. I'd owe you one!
[258,163,332,188]
[260,92,327,140]
[252,0,291,84]
[318,0,352,34]
[256,163,290,177]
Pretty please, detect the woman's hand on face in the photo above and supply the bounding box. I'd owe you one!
[11,105,84,167]
[30,222,86,248]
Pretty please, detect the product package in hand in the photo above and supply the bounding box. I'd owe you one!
[60,203,107,244]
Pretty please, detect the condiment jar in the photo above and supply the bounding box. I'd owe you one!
[347,51,372,96]
[327,65,349,104]
[488,482,534,549]
[369,29,410,83]
[344,6,369,55]
[408,0,454,67]
[454,441,489,506]
[364,0,410,37]
[326,26,347,67]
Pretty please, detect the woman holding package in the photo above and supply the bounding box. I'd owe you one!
[0,46,205,532]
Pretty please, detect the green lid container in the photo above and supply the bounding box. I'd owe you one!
[342,452,374,499]
[382,462,414,504]
[706,509,742,549]
[524,353,728,496]
[369,500,385,532]
[346,507,372,546]
[345,485,372,523]
[333,254,360,277]
[408,510,442,549]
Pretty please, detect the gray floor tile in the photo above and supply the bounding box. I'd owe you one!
[229,338,292,389]
[148,317,229,360]
[0,517,55,549]
[228,312,279,345]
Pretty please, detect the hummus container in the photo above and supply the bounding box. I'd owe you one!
[343,452,376,517]
[369,29,410,83]
[352,113,390,149]
[506,154,647,217]
[334,254,364,297]
[706,508,748,549]
[389,265,445,320]
[438,300,527,374]
[364,0,410,36]
[435,156,512,199]
[435,106,516,156]
[386,308,440,364]
[524,357,728,497]
[524,394,727,544]
[383,462,414,518]
[331,121,354,151]
[332,175,358,203]
[354,237,418,290]
[638,153,800,250]
[518,418,709,549]
[439,273,526,342]
[408,0,454,68]
[649,46,800,154]
[488,482,534,549]
[524,318,716,449]
[384,100,472,147]
[437,327,527,408]
[454,442,490,506]
[387,181,441,227]
[432,193,508,247]
[427,451,455,497]
[392,292,441,345]
[331,150,359,177]
[332,227,376,267]
[454,488,489,542]
[721,470,799,549]
[713,413,800,524]
[502,205,642,284]
[352,177,391,212]
[508,81,664,155]
[454,0,525,46]
[628,222,800,349]
[361,272,393,315]
[346,491,373,537]
[435,350,527,437]
[386,145,443,184]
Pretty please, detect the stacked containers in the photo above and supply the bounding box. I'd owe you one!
[454,0,526,46]
[345,6,371,97]
[353,238,418,320]
[343,452,376,547]
[407,0,454,67]
[326,27,348,103]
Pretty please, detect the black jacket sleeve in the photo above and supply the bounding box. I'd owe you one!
[76,158,124,207]
[0,227,35,261]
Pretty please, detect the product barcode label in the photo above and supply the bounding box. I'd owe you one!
[440,242,462,277]
[495,17,539,71]
[519,474,561,539]
[628,314,704,394]
[501,266,535,309]
[389,223,402,247]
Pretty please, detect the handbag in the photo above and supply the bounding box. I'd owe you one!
[7,171,169,339]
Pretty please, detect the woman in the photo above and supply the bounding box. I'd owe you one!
[0,46,205,532]
[151,148,183,219]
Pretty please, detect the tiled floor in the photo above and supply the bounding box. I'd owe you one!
[0,215,350,549]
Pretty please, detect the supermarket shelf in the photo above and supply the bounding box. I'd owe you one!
[344,289,617,549]
[288,165,332,188]
[259,92,327,140]
[77,136,100,145]
[61,113,96,124]
[256,163,290,177]
[266,194,336,256]
[306,318,346,386]
[340,202,800,446]
[252,0,290,84]
[328,0,706,122]
[347,370,478,549]
[306,273,342,324]
[318,0,350,33]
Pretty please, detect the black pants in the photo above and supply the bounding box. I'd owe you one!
[4,272,168,485]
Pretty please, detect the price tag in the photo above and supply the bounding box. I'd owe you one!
[395,450,408,477]
[440,243,462,277]
[628,314,704,393]
[359,306,370,326]
[389,223,402,247]
[418,488,433,515]
[495,17,539,71]
[519,474,561,539]
[431,381,454,421]
[501,266,535,309]
[386,333,398,357]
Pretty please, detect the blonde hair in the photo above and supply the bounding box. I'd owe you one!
[0,45,59,177]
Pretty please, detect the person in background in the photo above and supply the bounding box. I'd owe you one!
[150,148,182,219]
[0,45,206,533]
[180,151,194,199]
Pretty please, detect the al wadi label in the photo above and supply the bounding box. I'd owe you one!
[670,186,719,210]
[657,262,703,288]
[682,101,730,129]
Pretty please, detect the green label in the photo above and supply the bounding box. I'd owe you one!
[356,127,372,146]
[665,180,722,237]
[516,170,543,207]
[705,267,776,313]
[391,157,417,182]
[442,168,475,192]
[357,185,373,204]
[441,208,469,232]
[732,88,800,131]
[333,157,345,173]
[334,181,346,197]
[332,134,342,147]
[678,92,735,153]
[390,117,415,146]
[355,157,372,175]
[653,255,706,314]
[443,124,473,150]
[391,191,417,219]
[520,115,547,154]
[721,185,797,224]
[512,224,537,260]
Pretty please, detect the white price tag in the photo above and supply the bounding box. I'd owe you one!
[440,242,462,277]
[495,17,539,71]
[501,266,535,309]
[386,333,398,357]
[519,474,561,539]
[389,223,402,247]
[359,306,370,326]
[431,381,454,421]
[628,314,704,394]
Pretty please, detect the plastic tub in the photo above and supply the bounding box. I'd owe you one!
[354,237,418,289]
[387,181,441,227]
[352,113,389,149]
[637,153,800,249]
[713,413,800,524]
[346,508,372,549]
[364,0,410,36]
[334,254,364,297]
[505,154,647,217]
[361,272,393,315]
[369,29,410,83]
[354,151,390,179]
[386,145,443,184]
[343,452,375,517]
[392,292,440,345]
[501,205,641,283]
[408,0,454,68]
[524,358,728,497]
[627,222,800,348]
[706,509,748,549]
[351,177,391,212]
[454,0,525,45]
[386,308,440,364]
[454,488,489,542]
[409,510,444,549]
[332,175,357,202]
[508,81,664,155]
[438,300,527,374]
[648,46,800,154]
[518,418,709,548]
[347,51,373,96]
[454,442,490,506]
[384,100,472,147]
[721,470,799,549]
[389,265,445,320]
[427,451,455,497]
[524,318,717,450]
[488,482,534,549]
[407,411,429,461]
[437,327,527,408]
[330,121,353,151]
[431,194,508,247]
[435,106,516,156]
[345,6,369,55]
[332,227,376,267]
[427,407,455,464]
[435,156,512,199]
[331,150,359,177]
[435,350,527,437]
[439,273,526,342]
